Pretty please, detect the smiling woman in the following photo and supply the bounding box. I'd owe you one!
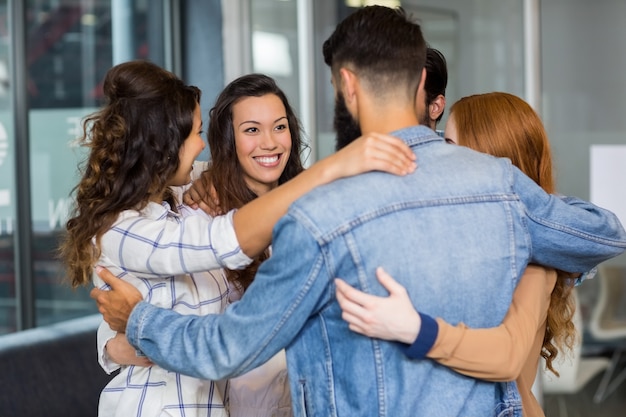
[191,74,307,417]
[171,75,306,417]
[233,94,293,196]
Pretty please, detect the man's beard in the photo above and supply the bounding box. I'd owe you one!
[334,92,362,151]
[418,100,435,130]
[419,104,431,128]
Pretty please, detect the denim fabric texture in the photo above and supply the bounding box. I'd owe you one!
[127,125,626,417]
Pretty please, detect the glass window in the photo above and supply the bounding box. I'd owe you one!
[540,0,626,350]
[0,0,171,334]
[0,0,14,333]
[542,0,626,217]
[249,0,300,121]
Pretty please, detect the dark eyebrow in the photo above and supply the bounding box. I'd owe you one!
[238,116,287,128]
[238,120,260,128]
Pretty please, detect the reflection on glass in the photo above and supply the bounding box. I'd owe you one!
[250,0,299,117]
[0,0,15,334]
[0,0,169,334]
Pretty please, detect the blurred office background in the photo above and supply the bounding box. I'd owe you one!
[0,1,624,415]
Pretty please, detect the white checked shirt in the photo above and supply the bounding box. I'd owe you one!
[95,199,252,417]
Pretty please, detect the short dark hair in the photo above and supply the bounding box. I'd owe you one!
[425,47,448,123]
[322,6,427,97]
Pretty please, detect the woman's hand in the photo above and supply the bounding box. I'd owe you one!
[325,133,417,179]
[335,267,421,344]
[106,332,153,367]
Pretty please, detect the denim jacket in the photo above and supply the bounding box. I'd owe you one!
[127,125,626,417]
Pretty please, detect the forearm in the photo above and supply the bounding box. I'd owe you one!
[127,301,238,380]
[126,295,299,381]
[97,321,121,374]
[233,158,334,257]
[427,316,535,381]
[401,309,534,381]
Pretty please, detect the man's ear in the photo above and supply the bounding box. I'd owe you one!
[339,67,358,104]
[429,95,446,121]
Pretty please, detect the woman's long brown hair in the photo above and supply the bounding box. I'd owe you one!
[199,74,307,292]
[450,92,576,375]
[59,60,200,288]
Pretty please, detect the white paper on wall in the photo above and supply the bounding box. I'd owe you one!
[0,189,8,207]
[590,144,626,228]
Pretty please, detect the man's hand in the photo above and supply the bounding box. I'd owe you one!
[182,174,221,216]
[90,266,143,332]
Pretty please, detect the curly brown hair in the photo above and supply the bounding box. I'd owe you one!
[59,60,201,288]
[199,74,306,292]
[450,92,576,375]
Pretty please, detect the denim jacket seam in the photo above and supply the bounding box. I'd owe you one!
[346,231,387,415]
[313,194,520,245]
[524,211,626,247]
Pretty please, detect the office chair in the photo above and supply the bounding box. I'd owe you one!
[588,265,626,403]
[542,287,610,395]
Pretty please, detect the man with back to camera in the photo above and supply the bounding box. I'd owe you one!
[335,45,448,150]
[92,6,626,416]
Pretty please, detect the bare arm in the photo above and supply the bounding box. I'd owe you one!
[105,332,153,367]
[336,265,556,381]
[189,133,417,258]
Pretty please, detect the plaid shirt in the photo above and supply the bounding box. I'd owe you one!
[95,201,251,417]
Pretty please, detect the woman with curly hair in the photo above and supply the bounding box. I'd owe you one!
[336,92,579,417]
[59,61,415,417]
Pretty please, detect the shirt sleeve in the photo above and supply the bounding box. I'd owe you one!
[100,208,252,276]
[423,265,556,381]
[511,165,626,272]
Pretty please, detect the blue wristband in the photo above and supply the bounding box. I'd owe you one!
[400,312,439,359]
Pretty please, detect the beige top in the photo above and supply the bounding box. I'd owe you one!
[427,265,557,417]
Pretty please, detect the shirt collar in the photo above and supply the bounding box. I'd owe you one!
[389,125,444,148]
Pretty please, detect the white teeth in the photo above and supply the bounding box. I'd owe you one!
[255,155,279,164]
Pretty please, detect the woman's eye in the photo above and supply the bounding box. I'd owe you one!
[275,124,287,131]
[244,127,259,133]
